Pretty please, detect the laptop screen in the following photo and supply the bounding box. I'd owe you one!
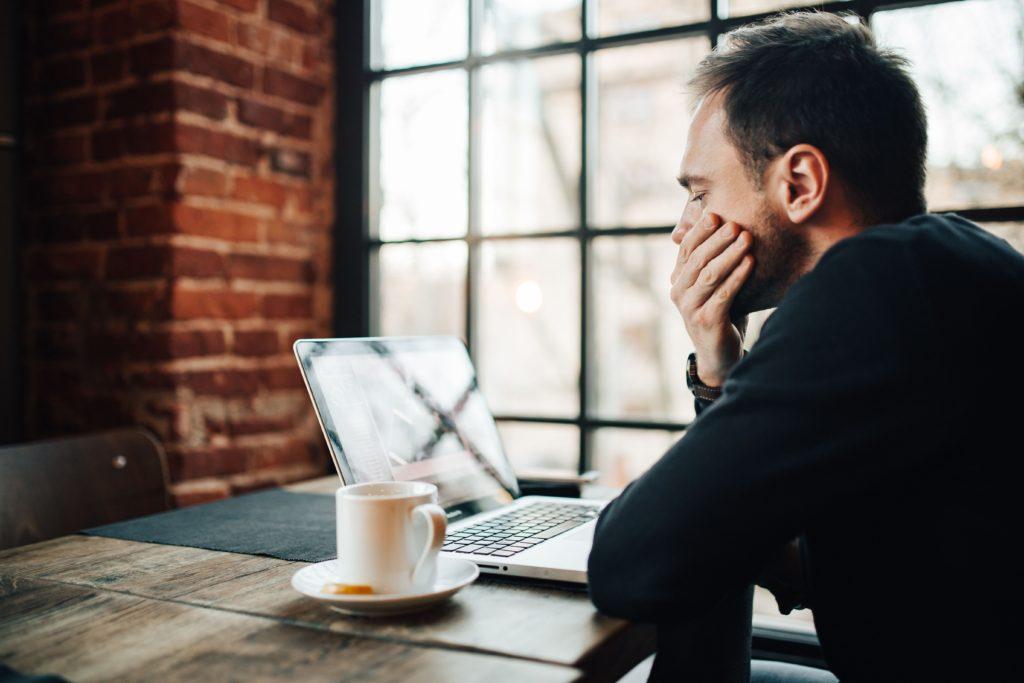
[295,337,519,521]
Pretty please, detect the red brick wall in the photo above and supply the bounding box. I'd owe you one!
[22,0,335,506]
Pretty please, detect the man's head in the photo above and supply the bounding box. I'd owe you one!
[675,12,927,315]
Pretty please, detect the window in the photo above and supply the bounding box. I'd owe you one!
[344,0,1024,631]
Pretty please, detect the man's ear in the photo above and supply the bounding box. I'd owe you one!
[772,144,829,225]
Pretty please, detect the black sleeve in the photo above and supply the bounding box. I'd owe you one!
[587,239,948,621]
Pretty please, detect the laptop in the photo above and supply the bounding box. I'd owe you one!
[293,336,604,584]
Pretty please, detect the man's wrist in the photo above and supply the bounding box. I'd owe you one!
[686,353,724,402]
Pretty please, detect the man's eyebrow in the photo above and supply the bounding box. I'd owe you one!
[677,174,708,190]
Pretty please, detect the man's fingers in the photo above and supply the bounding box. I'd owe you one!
[701,254,754,316]
[670,212,721,284]
[678,224,745,291]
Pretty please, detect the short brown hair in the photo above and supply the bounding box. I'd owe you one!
[689,12,927,224]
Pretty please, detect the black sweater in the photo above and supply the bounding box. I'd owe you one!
[588,214,1024,681]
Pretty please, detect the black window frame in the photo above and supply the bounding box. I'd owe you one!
[335,0,1024,477]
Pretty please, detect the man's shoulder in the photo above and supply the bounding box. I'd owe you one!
[818,212,1023,278]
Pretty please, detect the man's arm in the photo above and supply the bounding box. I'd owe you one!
[587,239,945,622]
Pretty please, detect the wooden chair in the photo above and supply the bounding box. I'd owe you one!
[0,428,171,550]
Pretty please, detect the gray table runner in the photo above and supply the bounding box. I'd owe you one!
[84,489,335,562]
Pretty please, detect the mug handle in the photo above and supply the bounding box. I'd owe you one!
[410,503,447,586]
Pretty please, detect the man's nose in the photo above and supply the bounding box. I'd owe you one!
[671,216,692,245]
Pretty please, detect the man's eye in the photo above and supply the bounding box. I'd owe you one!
[688,192,707,206]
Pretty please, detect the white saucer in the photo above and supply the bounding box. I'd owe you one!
[291,555,479,617]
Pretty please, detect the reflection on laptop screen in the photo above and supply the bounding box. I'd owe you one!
[300,337,518,517]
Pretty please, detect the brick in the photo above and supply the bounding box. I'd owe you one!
[235,22,270,53]
[100,286,172,318]
[136,329,228,360]
[236,99,312,139]
[106,81,173,119]
[229,252,312,281]
[36,95,97,128]
[36,209,119,242]
[105,243,173,279]
[174,82,230,120]
[36,19,92,55]
[96,7,135,44]
[171,203,261,241]
[170,479,231,506]
[263,293,311,319]
[262,365,304,389]
[134,0,178,34]
[268,147,310,178]
[174,123,259,166]
[171,287,261,319]
[268,0,317,34]
[176,0,231,43]
[91,50,125,84]
[234,329,280,356]
[33,134,88,166]
[129,36,175,76]
[169,445,250,480]
[126,120,176,155]
[39,57,87,92]
[263,67,324,105]
[232,175,289,208]
[28,247,101,280]
[36,171,105,205]
[178,165,229,197]
[187,368,261,395]
[178,41,254,88]
[172,246,226,278]
[124,204,173,236]
[216,0,258,11]
[247,437,313,470]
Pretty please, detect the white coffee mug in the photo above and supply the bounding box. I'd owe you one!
[335,481,447,595]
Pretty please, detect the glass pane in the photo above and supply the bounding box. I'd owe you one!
[593,38,710,228]
[591,235,696,421]
[497,421,579,472]
[591,428,681,488]
[981,222,1024,254]
[480,0,582,54]
[477,239,580,417]
[479,55,581,235]
[377,242,467,337]
[723,0,835,19]
[373,0,467,69]
[754,587,816,633]
[597,0,709,36]
[873,0,1024,211]
[376,70,468,240]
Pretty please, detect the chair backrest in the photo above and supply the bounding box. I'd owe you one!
[0,428,171,550]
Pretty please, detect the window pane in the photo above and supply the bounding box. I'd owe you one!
[593,38,710,228]
[591,428,681,488]
[373,0,467,69]
[723,0,837,19]
[497,421,579,472]
[981,222,1024,254]
[591,235,696,421]
[377,242,467,337]
[375,71,468,241]
[873,0,1024,211]
[477,239,580,417]
[596,0,709,36]
[480,0,582,54]
[479,55,581,235]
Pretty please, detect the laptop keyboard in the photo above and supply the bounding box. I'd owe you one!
[442,502,600,558]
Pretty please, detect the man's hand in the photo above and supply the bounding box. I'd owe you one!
[670,212,754,387]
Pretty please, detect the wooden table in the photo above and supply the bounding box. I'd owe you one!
[0,477,655,682]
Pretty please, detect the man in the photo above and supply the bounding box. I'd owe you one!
[588,12,1024,683]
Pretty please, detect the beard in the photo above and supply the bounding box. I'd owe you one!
[729,202,811,318]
